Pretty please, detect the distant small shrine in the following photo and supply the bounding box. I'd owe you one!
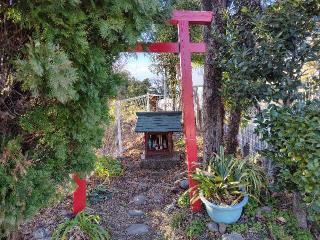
[135,111,182,157]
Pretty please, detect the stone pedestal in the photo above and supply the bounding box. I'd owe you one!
[140,152,182,170]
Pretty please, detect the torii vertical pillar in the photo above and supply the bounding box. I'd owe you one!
[177,21,199,210]
[73,174,86,214]
[172,11,212,212]
[72,10,213,214]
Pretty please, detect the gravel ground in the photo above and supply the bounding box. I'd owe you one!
[18,155,189,240]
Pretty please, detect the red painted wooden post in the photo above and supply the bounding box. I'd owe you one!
[73,174,86,215]
[171,10,213,25]
[170,10,213,212]
[134,43,179,53]
[177,20,202,211]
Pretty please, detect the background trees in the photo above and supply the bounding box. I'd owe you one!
[116,71,151,99]
[150,0,319,160]
[204,0,319,155]
[220,0,320,222]
[0,0,160,237]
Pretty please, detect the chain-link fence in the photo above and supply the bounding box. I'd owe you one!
[101,85,319,158]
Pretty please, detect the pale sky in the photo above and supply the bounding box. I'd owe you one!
[122,53,204,86]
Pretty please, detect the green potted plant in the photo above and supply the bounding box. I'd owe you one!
[193,147,266,224]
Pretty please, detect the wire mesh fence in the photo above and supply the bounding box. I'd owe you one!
[101,84,319,158]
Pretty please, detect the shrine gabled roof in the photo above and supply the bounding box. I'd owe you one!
[135,111,182,133]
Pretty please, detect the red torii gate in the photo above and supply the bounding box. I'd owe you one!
[73,10,213,214]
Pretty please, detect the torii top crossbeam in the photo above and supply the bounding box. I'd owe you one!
[134,10,212,54]
[72,10,213,215]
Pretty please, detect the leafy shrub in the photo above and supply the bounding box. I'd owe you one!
[186,220,205,238]
[95,156,123,179]
[177,191,190,208]
[263,209,313,240]
[0,138,57,236]
[193,147,266,205]
[227,223,249,234]
[171,211,187,229]
[89,186,113,205]
[228,208,313,239]
[175,137,185,149]
[52,212,110,240]
[256,101,320,221]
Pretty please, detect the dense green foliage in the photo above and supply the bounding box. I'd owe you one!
[151,0,319,155]
[193,147,266,205]
[170,210,188,229]
[229,208,313,239]
[0,0,160,237]
[186,219,206,238]
[256,101,320,221]
[221,0,319,109]
[52,212,110,240]
[177,191,190,208]
[95,156,123,179]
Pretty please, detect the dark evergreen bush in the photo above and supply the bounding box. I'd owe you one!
[0,1,160,237]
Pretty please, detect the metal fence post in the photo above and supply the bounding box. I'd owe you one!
[116,101,123,157]
[146,93,150,112]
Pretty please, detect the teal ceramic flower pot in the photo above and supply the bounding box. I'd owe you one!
[200,193,248,224]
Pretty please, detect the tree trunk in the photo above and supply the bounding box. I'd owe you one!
[226,106,242,155]
[202,0,226,161]
[225,0,261,156]
[293,192,308,229]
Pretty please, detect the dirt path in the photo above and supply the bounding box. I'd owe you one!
[19,157,189,240]
[93,157,185,240]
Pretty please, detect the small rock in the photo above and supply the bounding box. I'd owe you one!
[221,233,244,240]
[153,194,164,204]
[219,223,227,234]
[33,228,49,239]
[194,212,205,218]
[169,187,179,194]
[174,171,187,180]
[179,179,189,190]
[128,210,145,217]
[126,224,149,235]
[246,230,261,240]
[277,216,286,224]
[60,209,73,218]
[255,209,262,219]
[133,195,147,205]
[165,202,176,214]
[117,156,129,161]
[207,222,219,232]
[138,182,148,191]
[174,179,181,187]
[60,209,68,216]
[260,206,272,212]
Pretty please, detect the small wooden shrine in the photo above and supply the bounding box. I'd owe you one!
[135,111,182,157]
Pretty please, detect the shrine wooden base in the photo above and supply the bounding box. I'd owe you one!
[140,152,182,170]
